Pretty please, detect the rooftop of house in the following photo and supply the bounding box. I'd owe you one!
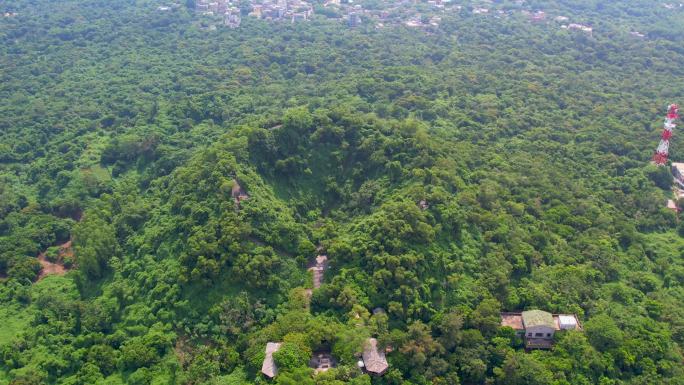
[362,338,389,375]
[501,313,524,330]
[667,199,678,210]
[675,188,684,199]
[672,162,684,174]
[501,312,583,331]
[522,310,555,328]
[261,342,282,378]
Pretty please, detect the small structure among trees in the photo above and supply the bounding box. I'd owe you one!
[359,338,389,376]
[501,310,582,349]
[231,179,249,207]
[672,162,684,188]
[309,350,336,374]
[261,342,282,378]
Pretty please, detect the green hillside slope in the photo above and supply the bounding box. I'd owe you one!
[1,1,684,384]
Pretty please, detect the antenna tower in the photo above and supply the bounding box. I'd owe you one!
[653,104,680,165]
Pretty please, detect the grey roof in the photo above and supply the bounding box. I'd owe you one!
[522,310,554,328]
[673,162,684,174]
[362,338,388,375]
[261,342,282,378]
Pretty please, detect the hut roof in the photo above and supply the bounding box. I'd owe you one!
[261,342,282,378]
[362,338,388,375]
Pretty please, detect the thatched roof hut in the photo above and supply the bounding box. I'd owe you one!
[361,338,388,376]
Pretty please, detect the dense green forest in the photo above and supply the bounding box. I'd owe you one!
[2,0,684,384]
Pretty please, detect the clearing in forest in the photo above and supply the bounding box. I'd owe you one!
[37,240,73,280]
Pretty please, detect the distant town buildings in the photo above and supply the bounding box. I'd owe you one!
[224,9,241,28]
[194,0,312,26]
[183,0,605,35]
[348,12,362,27]
[156,3,182,12]
[427,0,445,9]
[405,18,423,28]
[529,10,545,22]
[564,23,593,35]
[189,0,463,30]
[501,310,583,349]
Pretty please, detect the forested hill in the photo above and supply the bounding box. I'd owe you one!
[2,1,684,384]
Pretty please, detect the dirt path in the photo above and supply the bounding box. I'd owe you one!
[305,254,329,301]
[308,255,328,289]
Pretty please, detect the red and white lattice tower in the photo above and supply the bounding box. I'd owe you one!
[652,104,680,165]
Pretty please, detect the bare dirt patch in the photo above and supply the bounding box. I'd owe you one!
[174,336,191,368]
[37,240,73,280]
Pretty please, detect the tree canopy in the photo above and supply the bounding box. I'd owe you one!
[1,0,684,384]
